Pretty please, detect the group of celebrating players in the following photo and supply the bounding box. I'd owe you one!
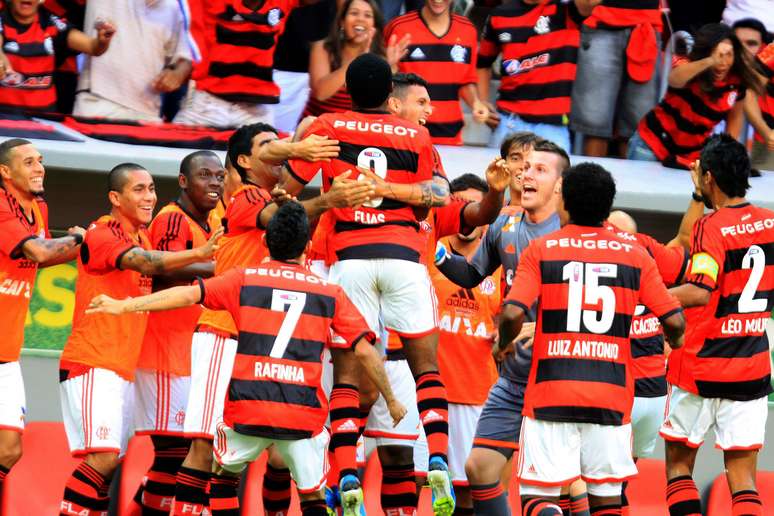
[0,52,772,516]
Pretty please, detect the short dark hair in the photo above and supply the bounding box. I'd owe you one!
[266,201,310,261]
[733,18,772,44]
[227,123,278,182]
[499,132,541,160]
[450,173,488,194]
[391,72,429,99]
[346,53,392,109]
[108,163,147,193]
[699,134,751,197]
[532,138,571,173]
[0,138,32,166]
[562,163,616,226]
[180,150,219,178]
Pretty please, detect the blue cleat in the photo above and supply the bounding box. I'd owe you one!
[325,484,340,515]
[339,474,366,516]
[427,457,456,516]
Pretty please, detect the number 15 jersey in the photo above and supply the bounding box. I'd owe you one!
[668,203,774,401]
[505,224,682,426]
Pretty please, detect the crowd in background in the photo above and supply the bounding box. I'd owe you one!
[1,0,774,170]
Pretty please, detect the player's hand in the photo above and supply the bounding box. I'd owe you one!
[197,227,224,260]
[516,322,536,350]
[271,186,294,206]
[325,170,375,208]
[709,40,732,68]
[68,226,87,239]
[293,134,340,162]
[472,100,490,124]
[386,33,411,69]
[766,129,774,151]
[689,160,703,196]
[0,52,13,80]
[485,158,511,193]
[94,18,117,46]
[492,338,515,363]
[294,116,317,142]
[152,67,188,93]
[387,398,408,427]
[484,102,500,130]
[355,165,388,198]
[86,294,125,315]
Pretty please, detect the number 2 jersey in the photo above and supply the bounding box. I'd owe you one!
[286,111,436,263]
[505,224,682,425]
[198,261,375,439]
[668,203,774,401]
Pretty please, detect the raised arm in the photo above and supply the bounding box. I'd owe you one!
[67,21,116,57]
[119,227,222,276]
[667,161,706,249]
[22,227,84,265]
[358,167,450,208]
[668,57,716,89]
[461,158,510,228]
[86,284,202,315]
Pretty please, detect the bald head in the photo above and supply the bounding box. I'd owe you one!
[608,210,638,234]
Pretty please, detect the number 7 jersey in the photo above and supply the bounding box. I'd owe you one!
[668,203,774,401]
[504,224,682,426]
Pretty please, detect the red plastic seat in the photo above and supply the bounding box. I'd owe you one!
[627,458,669,513]
[1,421,80,516]
[707,470,774,515]
[117,435,154,516]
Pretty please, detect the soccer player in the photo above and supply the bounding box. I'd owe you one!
[424,174,501,514]
[58,163,221,515]
[500,162,685,516]
[86,201,407,516]
[280,53,457,515]
[131,151,225,513]
[433,135,564,515]
[0,138,84,493]
[384,0,488,145]
[662,134,774,516]
[177,123,374,514]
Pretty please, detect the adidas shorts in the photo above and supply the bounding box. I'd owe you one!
[214,422,329,493]
[328,259,437,338]
[60,367,134,456]
[0,361,25,432]
[516,416,636,492]
[364,359,420,444]
[413,403,482,484]
[184,332,238,439]
[631,395,667,458]
[134,369,191,437]
[660,385,768,450]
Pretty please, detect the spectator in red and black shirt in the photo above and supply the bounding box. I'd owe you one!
[628,23,762,169]
[478,0,582,152]
[0,0,114,113]
[385,0,489,146]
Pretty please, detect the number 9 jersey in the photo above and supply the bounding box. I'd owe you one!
[504,224,682,426]
[668,203,774,401]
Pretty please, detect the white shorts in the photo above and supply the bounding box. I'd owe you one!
[134,369,191,437]
[173,86,273,128]
[328,259,437,338]
[184,332,238,439]
[0,361,25,432]
[660,385,768,450]
[59,367,134,456]
[414,403,481,484]
[631,395,667,458]
[272,70,310,133]
[214,422,330,493]
[516,416,636,492]
[364,360,420,444]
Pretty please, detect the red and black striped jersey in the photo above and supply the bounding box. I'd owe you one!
[668,203,774,401]
[385,11,478,145]
[478,0,580,125]
[583,0,662,31]
[302,86,351,118]
[0,9,71,112]
[199,262,375,439]
[606,223,689,398]
[194,0,300,104]
[638,58,745,168]
[286,110,435,262]
[505,224,681,425]
[754,43,774,144]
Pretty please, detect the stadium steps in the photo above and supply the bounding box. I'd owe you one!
[706,470,774,515]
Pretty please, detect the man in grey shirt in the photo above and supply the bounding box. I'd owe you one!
[435,136,568,516]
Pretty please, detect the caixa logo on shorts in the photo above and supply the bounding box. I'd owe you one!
[502,53,550,76]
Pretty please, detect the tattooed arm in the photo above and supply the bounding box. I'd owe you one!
[22,226,86,265]
[119,227,222,276]
[86,285,202,315]
[358,167,450,208]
